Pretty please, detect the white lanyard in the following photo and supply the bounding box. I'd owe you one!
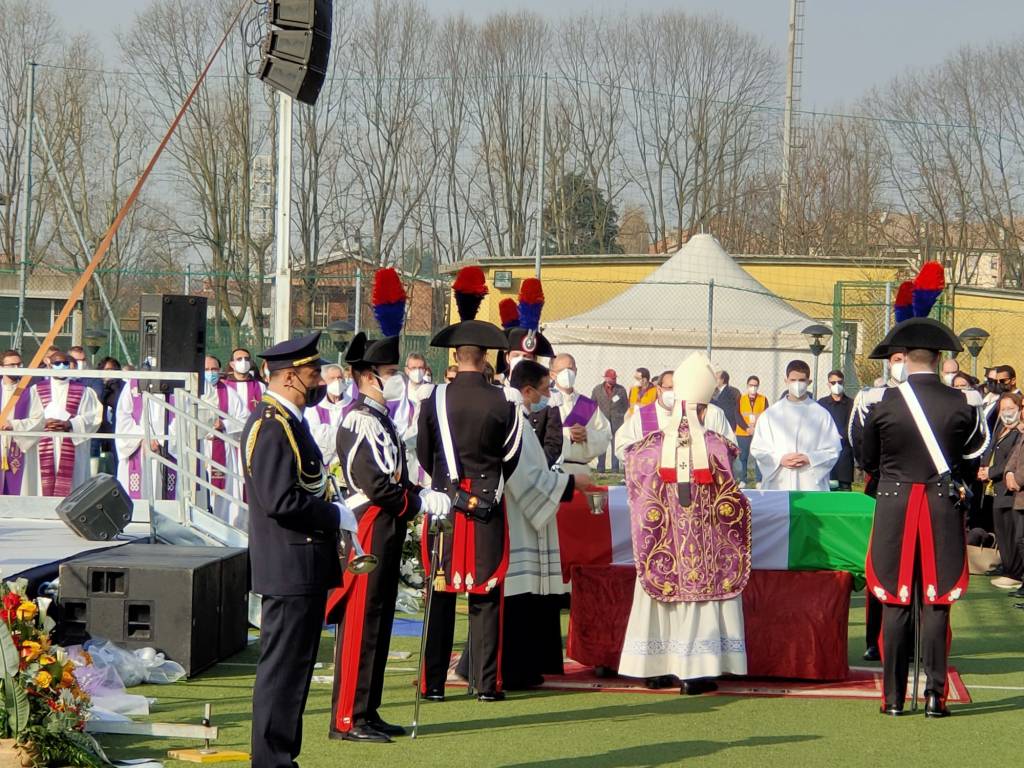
[435,384,461,484]
[897,381,950,476]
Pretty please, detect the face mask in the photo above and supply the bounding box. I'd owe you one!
[829,382,844,396]
[1001,410,1020,426]
[381,373,406,402]
[556,368,576,390]
[660,391,675,410]
[74,359,86,370]
[409,369,425,385]
[986,378,1000,394]
[51,362,71,379]
[296,375,326,408]
[747,386,758,396]
[326,379,344,398]
[943,373,956,386]
[890,362,907,383]
[788,380,809,399]
[204,371,219,386]
[530,395,550,413]
[1001,381,1014,393]
[233,358,251,375]
[423,373,432,384]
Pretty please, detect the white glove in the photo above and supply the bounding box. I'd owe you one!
[334,501,359,534]
[419,489,452,519]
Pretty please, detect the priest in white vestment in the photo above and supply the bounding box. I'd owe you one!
[306,364,349,467]
[31,353,102,497]
[617,352,749,694]
[114,380,176,499]
[0,350,44,496]
[749,359,841,492]
[550,354,610,469]
[199,357,247,525]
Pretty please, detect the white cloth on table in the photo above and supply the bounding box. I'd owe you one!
[618,580,747,680]
[749,396,841,492]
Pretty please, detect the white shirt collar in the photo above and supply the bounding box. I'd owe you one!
[265,389,303,421]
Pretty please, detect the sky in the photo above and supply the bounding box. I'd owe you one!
[49,0,1024,111]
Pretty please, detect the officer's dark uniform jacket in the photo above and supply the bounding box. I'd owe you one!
[417,371,524,593]
[862,373,987,606]
[528,404,563,468]
[244,394,341,596]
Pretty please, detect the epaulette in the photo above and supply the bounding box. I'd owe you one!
[245,397,303,477]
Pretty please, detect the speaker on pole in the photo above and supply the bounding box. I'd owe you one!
[258,0,332,106]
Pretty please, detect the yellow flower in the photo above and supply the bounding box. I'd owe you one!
[20,640,42,661]
[39,654,56,666]
[35,670,53,688]
[61,669,76,688]
[15,601,37,621]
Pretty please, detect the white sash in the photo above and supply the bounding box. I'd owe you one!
[435,384,460,484]
[897,381,950,476]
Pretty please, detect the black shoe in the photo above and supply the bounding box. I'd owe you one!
[879,702,904,717]
[1008,586,1024,598]
[477,691,505,702]
[863,646,881,662]
[1015,602,1024,610]
[924,690,950,718]
[339,724,392,743]
[367,719,407,737]
[594,665,617,679]
[680,679,718,696]
[423,688,445,702]
[645,675,674,690]
[986,565,1005,577]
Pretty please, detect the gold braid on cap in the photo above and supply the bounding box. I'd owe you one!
[291,353,320,367]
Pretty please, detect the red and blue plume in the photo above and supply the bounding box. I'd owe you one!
[894,281,914,324]
[912,261,945,318]
[452,266,487,322]
[499,298,519,330]
[371,268,406,338]
[517,278,545,332]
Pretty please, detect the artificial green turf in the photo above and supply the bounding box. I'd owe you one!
[97,575,1024,768]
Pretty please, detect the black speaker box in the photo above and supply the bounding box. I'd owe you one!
[139,294,207,395]
[56,473,132,541]
[259,0,333,106]
[59,544,249,677]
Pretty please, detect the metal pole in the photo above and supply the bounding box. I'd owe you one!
[273,92,293,343]
[14,62,36,351]
[706,279,715,358]
[353,269,362,334]
[778,0,799,255]
[882,280,893,381]
[185,263,191,295]
[534,72,548,279]
[36,121,133,365]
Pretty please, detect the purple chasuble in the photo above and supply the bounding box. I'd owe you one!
[1,384,32,494]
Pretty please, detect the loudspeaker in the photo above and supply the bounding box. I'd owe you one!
[56,473,132,541]
[258,0,333,106]
[139,294,207,395]
[59,544,250,677]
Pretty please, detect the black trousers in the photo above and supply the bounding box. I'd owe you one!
[424,588,502,694]
[881,598,951,706]
[865,593,883,649]
[992,502,1020,579]
[1004,508,1024,580]
[329,513,405,733]
[252,593,327,768]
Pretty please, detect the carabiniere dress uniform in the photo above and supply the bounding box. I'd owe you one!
[325,331,422,742]
[244,332,342,768]
[861,318,988,717]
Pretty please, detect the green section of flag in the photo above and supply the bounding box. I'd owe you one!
[786,491,874,589]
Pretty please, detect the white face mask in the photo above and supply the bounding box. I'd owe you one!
[326,379,344,398]
[1001,409,1020,426]
[747,386,758,396]
[381,373,406,402]
[408,368,425,385]
[890,362,907,383]
[556,368,577,391]
[660,391,675,410]
[829,382,844,396]
[233,358,251,375]
[423,373,432,384]
[942,373,955,386]
[788,380,809,399]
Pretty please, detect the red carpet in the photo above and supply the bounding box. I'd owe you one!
[446,660,971,703]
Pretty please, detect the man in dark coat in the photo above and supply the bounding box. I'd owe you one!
[862,318,987,718]
[591,369,628,471]
[817,369,855,491]
[243,332,358,768]
[711,370,741,432]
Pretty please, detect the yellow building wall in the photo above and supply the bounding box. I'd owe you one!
[949,292,1024,377]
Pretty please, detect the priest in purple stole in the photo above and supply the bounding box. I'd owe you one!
[618,352,750,695]
[115,380,182,501]
[0,349,44,495]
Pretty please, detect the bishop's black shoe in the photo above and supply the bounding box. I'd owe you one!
[338,724,392,743]
[645,675,675,690]
[879,702,904,717]
[680,679,718,696]
[863,646,881,662]
[477,691,506,702]
[924,690,951,718]
[367,719,407,737]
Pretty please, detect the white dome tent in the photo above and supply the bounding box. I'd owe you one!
[543,234,829,397]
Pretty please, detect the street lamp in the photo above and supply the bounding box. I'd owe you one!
[326,319,355,364]
[958,327,989,377]
[83,328,106,362]
[802,324,833,398]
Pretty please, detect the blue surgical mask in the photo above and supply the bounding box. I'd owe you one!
[530,395,550,413]
[204,371,220,386]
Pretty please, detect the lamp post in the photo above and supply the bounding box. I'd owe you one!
[83,328,106,364]
[327,320,355,364]
[958,327,989,377]
[802,324,833,398]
